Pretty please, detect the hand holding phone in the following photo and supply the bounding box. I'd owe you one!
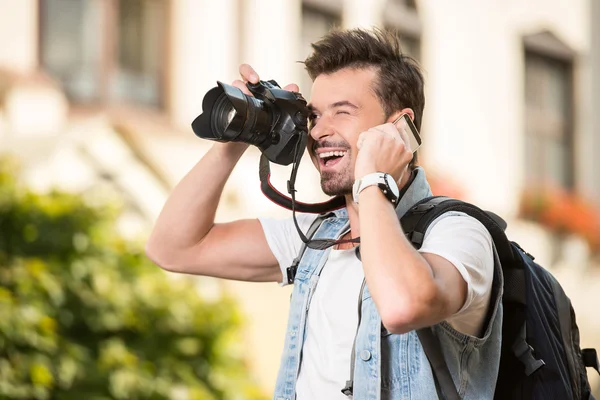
[354,113,422,182]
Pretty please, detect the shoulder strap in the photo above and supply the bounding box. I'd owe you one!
[402,196,526,303]
[400,196,516,265]
[550,274,583,397]
[286,213,330,284]
[582,349,600,375]
[401,196,512,400]
[417,327,461,400]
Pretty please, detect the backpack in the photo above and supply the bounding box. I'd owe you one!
[289,196,600,399]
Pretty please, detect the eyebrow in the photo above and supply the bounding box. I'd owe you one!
[307,100,359,113]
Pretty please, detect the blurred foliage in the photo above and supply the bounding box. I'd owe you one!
[0,156,267,400]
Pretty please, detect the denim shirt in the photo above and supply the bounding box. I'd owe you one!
[273,168,503,400]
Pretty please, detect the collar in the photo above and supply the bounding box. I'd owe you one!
[394,166,433,219]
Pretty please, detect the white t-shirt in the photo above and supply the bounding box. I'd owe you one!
[258,211,494,400]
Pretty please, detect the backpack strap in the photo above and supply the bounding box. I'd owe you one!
[549,274,600,400]
[286,213,331,284]
[346,196,510,399]
[400,196,514,400]
[550,273,583,396]
[342,279,463,400]
[512,322,546,376]
[582,349,600,375]
[417,327,462,400]
[400,196,516,264]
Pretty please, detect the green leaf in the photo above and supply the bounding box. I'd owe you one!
[0,156,268,400]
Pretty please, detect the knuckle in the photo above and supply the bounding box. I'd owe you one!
[232,80,251,95]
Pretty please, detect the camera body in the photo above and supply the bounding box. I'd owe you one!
[192,80,310,166]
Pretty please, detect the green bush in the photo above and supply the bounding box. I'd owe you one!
[0,156,267,400]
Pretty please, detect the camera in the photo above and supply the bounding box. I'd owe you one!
[192,80,310,166]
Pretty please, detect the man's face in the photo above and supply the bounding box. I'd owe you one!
[307,67,387,196]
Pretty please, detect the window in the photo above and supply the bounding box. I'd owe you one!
[383,0,422,61]
[40,0,104,103]
[112,0,165,106]
[524,32,575,189]
[40,0,166,107]
[300,5,341,99]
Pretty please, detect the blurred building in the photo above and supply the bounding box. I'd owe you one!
[0,0,598,394]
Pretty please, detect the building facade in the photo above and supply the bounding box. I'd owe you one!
[1,0,598,394]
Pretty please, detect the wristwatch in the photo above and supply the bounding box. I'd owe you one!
[352,172,400,204]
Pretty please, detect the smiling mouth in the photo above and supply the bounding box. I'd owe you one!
[318,150,347,168]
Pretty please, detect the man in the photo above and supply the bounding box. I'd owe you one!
[146,28,502,399]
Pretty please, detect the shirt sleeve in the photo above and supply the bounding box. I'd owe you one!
[258,213,318,286]
[417,211,495,336]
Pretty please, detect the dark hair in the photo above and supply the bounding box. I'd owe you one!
[304,28,425,168]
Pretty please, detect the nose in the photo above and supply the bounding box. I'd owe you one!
[309,115,334,142]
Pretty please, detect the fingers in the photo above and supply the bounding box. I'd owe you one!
[231,79,253,96]
[283,83,300,92]
[233,64,259,96]
[359,123,411,152]
[371,121,411,152]
[394,119,412,153]
[239,64,259,83]
[237,64,300,95]
[358,128,386,149]
[357,132,366,149]
[366,125,400,143]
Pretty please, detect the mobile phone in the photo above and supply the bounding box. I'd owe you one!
[394,113,422,152]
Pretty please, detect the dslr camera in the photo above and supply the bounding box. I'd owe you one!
[192,80,309,166]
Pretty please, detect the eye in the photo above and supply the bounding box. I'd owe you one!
[336,110,350,116]
[309,113,320,127]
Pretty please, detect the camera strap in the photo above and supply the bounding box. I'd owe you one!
[258,154,345,214]
[259,138,348,248]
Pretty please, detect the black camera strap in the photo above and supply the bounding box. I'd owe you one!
[259,138,353,249]
[259,154,345,214]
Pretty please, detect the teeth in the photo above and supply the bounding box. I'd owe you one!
[318,151,347,159]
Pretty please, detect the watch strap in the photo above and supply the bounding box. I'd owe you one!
[353,172,399,204]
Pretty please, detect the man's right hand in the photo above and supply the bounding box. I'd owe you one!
[145,64,299,284]
[217,64,300,157]
[233,63,300,96]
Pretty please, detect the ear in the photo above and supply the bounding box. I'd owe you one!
[388,108,415,126]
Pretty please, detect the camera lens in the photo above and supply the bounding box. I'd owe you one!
[211,93,239,138]
[192,81,285,151]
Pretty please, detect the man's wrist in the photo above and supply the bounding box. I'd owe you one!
[357,185,387,202]
[354,169,377,182]
[353,172,400,204]
[212,142,249,161]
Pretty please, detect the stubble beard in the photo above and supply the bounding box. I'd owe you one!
[312,141,354,196]
[320,168,354,196]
